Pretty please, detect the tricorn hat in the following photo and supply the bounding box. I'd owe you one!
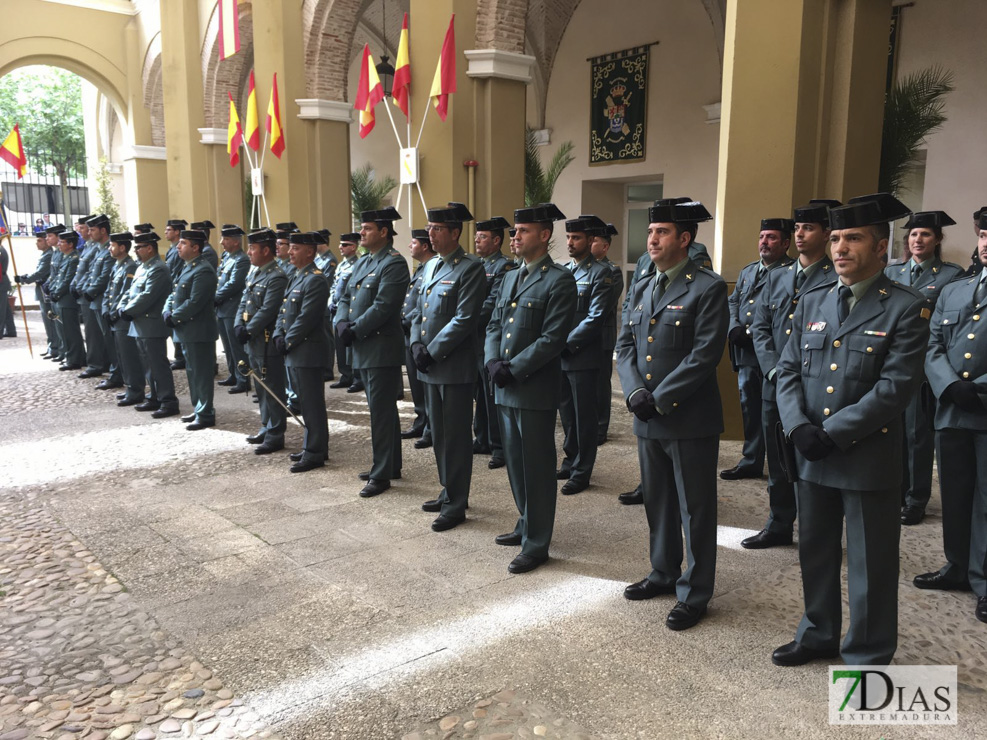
[475,216,511,232]
[514,202,566,223]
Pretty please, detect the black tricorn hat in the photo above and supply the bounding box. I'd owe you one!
[109,231,134,244]
[793,199,842,226]
[248,228,277,244]
[166,219,188,229]
[760,218,796,233]
[289,232,318,246]
[75,214,94,224]
[475,216,511,232]
[903,211,956,231]
[830,193,911,230]
[221,225,246,237]
[276,221,300,232]
[566,214,608,236]
[360,207,402,224]
[312,231,328,245]
[134,232,160,244]
[180,229,207,242]
[86,214,110,229]
[340,232,360,243]
[427,202,473,223]
[514,202,566,223]
[133,223,154,233]
[58,230,78,245]
[411,228,431,242]
[606,223,619,236]
[973,206,987,220]
[647,200,712,224]
[191,220,216,230]
[979,213,987,231]
[275,230,293,241]
[317,228,332,240]
[45,224,64,234]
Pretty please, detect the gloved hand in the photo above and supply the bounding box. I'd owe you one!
[119,311,133,323]
[628,391,658,422]
[83,292,95,302]
[233,324,250,343]
[274,335,288,355]
[488,360,516,388]
[942,380,985,413]
[728,326,753,348]
[790,424,834,461]
[108,310,119,326]
[70,287,80,299]
[101,312,111,325]
[163,311,175,328]
[14,275,22,284]
[411,343,435,372]
[336,321,356,347]
[47,310,56,320]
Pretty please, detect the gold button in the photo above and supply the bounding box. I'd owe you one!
[749,299,755,304]
[422,317,427,321]
[511,302,517,308]
[506,333,511,338]
[965,353,972,359]
[963,371,970,378]
[509,317,514,323]
[646,374,652,380]
[421,330,425,336]
[424,303,428,308]
[866,347,873,353]
[528,302,532,307]
[788,313,794,319]
[833,340,841,348]
[823,408,830,416]
[650,318,656,325]
[427,289,431,294]
[830,363,838,371]
[646,355,652,362]
[675,321,681,326]
[647,336,653,343]
[969,334,976,339]
[785,329,791,335]
[826,386,834,394]
[505,349,510,355]
[944,319,950,324]
[746,312,752,317]
[672,403,678,408]
[974,315,980,321]
[881,427,888,433]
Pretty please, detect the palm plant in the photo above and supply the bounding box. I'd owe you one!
[879,66,954,195]
[350,163,397,227]
[524,127,575,206]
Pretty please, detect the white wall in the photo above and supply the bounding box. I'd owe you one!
[894,0,987,268]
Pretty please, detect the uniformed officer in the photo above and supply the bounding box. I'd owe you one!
[14,233,56,356]
[913,213,987,624]
[485,203,577,574]
[215,225,251,393]
[616,199,727,631]
[190,220,220,270]
[590,222,624,446]
[557,214,612,495]
[71,215,106,378]
[163,229,218,430]
[103,232,145,406]
[772,193,929,667]
[275,230,297,281]
[722,219,795,480]
[120,232,179,418]
[472,217,515,468]
[0,242,11,339]
[886,211,965,525]
[963,208,986,277]
[315,229,338,382]
[401,229,435,444]
[163,219,188,369]
[273,232,330,472]
[336,207,410,496]
[133,223,154,235]
[42,224,67,362]
[48,230,86,370]
[747,200,838,549]
[411,203,486,530]
[85,215,122,388]
[235,229,289,455]
[328,233,360,390]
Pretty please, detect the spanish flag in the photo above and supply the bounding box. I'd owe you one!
[227,94,243,167]
[429,15,456,122]
[267,73,285,159]
[245,70,260,152]
[354,45,384,139]
[391,13,411,118]
[0,124,28,179]
[218,0,240,61]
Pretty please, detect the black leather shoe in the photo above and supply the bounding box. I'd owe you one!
[151,407,180,419]
[170,361,186,370]
[95,380,123,390]
[359,470,401,482]
[422,499,442,513]
[495,532,522,546]
[328,378,351,389]
[58,364,82,371]
[666,601,706,631]
[414,436,433,449]
[346,382,365,394]
[977,597,987,624]
[508,553,548,574]
[719,465,763,480]
[217,376,238,386]
[596,435,608,446]
[431,514,465,532]
[556,468,571,480]
[246,433,266,444]
[186,421,215,431]
[624,578,675,601]
[228,385,250,394]
[741,529,793,550]
[116,397,143,407]
[401,427,424,439]
[912,571,972,591]
[134,401,160,412]
[180,413,197,423]
[771,641,838,667]
[561,480,587,495]
[488,458,506,469]
[78,369,103,379]
[618,489,643,505]
[116,392,127,400]
[901,505,926,526]
[254,441,284,455]
[290,459,325,473]
[289,452,304,462]
[472,441,491,455]
[359,479,391,497]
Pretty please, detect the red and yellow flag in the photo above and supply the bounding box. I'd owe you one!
[218,0,240,61]
[227,93,243,167]
[429,15,456,122]
[267,73,285,159]
[391,13,411,118]
[0,124,27,179]
[244,70,260,151]
[354,45,384,138]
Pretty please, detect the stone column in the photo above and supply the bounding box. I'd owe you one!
[121,146,169,236]
[296,100,354,245]
[198,129,247,229]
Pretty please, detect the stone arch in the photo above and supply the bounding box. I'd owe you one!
[303,0,365,101]
[202,1,256,128]
[141,34,166,147]
[476,0,528,53]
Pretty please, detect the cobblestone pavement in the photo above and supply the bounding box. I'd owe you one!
[3,312,987,739]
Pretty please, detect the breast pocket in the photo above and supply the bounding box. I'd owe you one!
[800,332,827,378]
[845,334,890,381]
[437,286,457,315]
[519,298,546,329]
[576,288,590,313]
[938,310,960,341]
[656,311,695,350]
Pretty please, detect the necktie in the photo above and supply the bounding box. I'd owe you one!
[837,285,852,325]
[754,266,766,287]
[911,263,922,286]
[652,273,668,304]
[976,276,987,306]
[795,269,807,292]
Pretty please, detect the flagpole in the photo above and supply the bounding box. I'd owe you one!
[1,230,34,358]
[382,99,404,148]
[414,103,430,150]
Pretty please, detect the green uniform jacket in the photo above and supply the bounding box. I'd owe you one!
[85,244,114,311]
[215,250,250,319]
[562,256,613,371]
[165,257,218,343]
[122,255,172,339]
[884,257,964,307]
[273,262,330,368]
[235,260,288,357]
[105,258,138,332]
[728,257,794,369]
[48,250,80,309]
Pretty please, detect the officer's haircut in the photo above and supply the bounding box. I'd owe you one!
[868,222,891,242]
[670,222,697,247]
[488,229,505,243]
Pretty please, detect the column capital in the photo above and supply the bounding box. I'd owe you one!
[123,145,166,161]
[295,99,353,123]
[464,50,536,83]
[198,128,227,146]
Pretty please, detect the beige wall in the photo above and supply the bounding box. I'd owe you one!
[894,0,987,268]
[534,0,722,263]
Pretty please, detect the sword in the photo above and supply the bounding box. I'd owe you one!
[237,360,306,429]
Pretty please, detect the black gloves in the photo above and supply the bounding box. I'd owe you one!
[336,321,356,347]
[411,343,435,372]
[485,359,515,388]
[13,275,22,284]
[83,292,95,302]
[790,424,835,461]
[233,324,250,344]
[107,310,119,326]
[628,391,658,422]
[119,311,133,322]
[274,336,288,355]
[163,311,175,328]
[728,326,753,348]
[943,380,985,413]
[70,287,80,299]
